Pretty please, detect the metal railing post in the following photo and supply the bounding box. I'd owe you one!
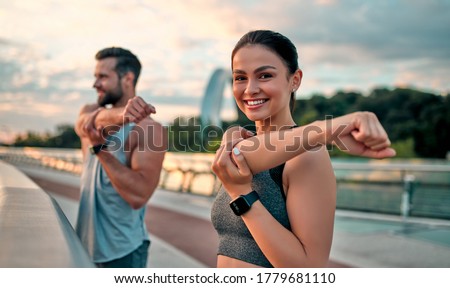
[401,174,416,220]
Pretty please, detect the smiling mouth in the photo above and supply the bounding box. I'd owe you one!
[245,99,268,106]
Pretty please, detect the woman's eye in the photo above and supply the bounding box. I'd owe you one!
[260,73,272,79]
[234,76,246,81]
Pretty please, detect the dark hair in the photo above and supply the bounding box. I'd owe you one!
[95,47,141,87]
[232,30,299,112]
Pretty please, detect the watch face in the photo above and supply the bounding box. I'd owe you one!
[230,196,250,216]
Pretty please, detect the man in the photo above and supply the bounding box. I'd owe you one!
[75,47,166,268]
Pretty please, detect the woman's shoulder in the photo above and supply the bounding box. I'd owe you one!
[283,146,336,197]
[284,146,333,182]
[287,146,330,168]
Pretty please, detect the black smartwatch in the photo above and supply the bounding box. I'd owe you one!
[89,143,108,155]
[229,190,260,216]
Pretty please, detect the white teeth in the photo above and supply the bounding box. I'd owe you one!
[247,99,265,106]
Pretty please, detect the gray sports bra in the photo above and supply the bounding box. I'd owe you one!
[210,164,291,268]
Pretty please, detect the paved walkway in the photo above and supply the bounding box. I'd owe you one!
[17,165,450,268]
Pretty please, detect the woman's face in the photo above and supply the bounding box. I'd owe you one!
[232,44,294,124]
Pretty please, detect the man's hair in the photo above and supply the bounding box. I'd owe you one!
[95,47,142,87]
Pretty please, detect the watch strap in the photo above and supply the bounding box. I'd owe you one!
[89,143,108,155]
[229,190,260,216]
[244,190,259,207]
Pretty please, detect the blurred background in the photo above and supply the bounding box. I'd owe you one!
[1,0,450,268]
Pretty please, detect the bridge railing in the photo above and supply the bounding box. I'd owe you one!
[0,160,94,267]
[1,147,449,219]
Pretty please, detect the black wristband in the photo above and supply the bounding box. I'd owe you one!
[89,143,108,155]
[229,190,260,216]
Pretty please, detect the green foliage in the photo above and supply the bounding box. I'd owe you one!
[47,124,82,148]
[167,116,223,153]
[357,88,449,158]
[390,138,417,158]
[12,124,80,148]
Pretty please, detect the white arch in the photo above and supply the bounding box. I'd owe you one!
[200,68,233,127]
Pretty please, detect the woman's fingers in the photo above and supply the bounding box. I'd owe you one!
[212,140,237,177]
[361,147,396,159]
[222,126,255,143]
[218,138,243,167]
[212,137,252,180]
[333,112,396,158]
[212,144,225,172]
[352,112,394,150]
[232,147,252,177]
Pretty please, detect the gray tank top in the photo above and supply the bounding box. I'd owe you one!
[211,164,291,268]
[76,123,149,263]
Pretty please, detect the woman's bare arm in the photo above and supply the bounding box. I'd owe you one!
[231,112,396,174]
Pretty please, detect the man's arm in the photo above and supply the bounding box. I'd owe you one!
[75,103,99,138]
[75,104,102,158]
[77,96,164,208]
[95,119,167,209]
[76,97,156,140]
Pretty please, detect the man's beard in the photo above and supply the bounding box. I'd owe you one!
[98,86,123,107]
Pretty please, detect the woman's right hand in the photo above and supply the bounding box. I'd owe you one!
[212,133,254,200]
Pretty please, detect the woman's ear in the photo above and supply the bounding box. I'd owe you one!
[292,69,303,91]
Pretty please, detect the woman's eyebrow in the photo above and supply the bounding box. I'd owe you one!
[254,65,276,73]
[233,65,277,74]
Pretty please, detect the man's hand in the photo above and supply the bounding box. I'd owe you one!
[83,108,105,146]
[122,96,156,124]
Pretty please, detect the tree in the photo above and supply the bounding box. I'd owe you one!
[12,124,80,148]
[47,124,81,148]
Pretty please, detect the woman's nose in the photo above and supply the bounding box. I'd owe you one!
[245,79,260,95]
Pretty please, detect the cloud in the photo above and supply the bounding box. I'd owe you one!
[282,1,450,61]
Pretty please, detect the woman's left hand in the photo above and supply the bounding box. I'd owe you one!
[212,138,253,200]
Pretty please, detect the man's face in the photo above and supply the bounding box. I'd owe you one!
[93,57,123,107]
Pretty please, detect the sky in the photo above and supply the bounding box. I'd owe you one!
[1,0,450,143]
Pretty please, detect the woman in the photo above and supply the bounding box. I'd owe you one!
[210,30,395,268]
